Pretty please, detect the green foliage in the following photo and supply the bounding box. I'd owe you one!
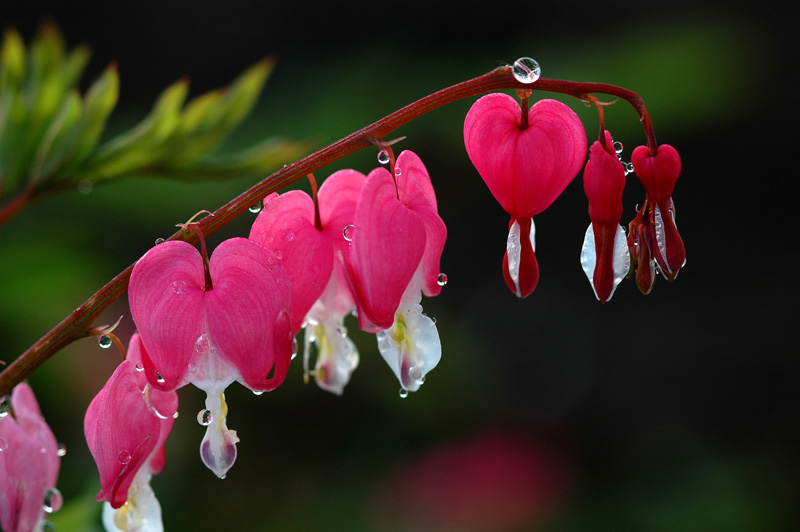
[0,24,309,217]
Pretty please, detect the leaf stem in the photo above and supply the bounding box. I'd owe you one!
[0,65,657,395]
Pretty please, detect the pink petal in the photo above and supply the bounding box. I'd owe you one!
[205,237,294,392]
[347,169,426,332]
[129,241,206,391]
[631,144,681,206]
[464,94,587,218]
[250,191,334,334]
[84,360,161,509]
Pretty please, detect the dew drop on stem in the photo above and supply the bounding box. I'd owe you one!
[512,57,541,84]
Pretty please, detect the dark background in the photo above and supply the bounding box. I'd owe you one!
[1,1,796,531]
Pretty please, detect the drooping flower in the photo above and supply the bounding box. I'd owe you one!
[580,130,630,302]
[464,93,587,297]
[128,236,293,477]
[84,333,177,531]
[0,383,61,532]
[345,150,446,393]
[629,144,686,285]
[250,169,364,394]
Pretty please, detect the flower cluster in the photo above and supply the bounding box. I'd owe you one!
[0,383,62,532]
[82,150,446,531]
[464,93,685,302]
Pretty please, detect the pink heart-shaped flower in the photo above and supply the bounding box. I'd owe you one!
[464,94,587,218]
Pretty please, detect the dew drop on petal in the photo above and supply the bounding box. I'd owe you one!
[394,166,402,177]
[43,488,63,514]
[512,57,541,84]
[437,273,448,287]
[343,224,355,242]
[292,337,298,360]
[117,451,131,464]
[195,334,210,354]
[154,238,165,245]
[0,437,8,451]
[197,409,213,426]
[98,335,113,349]
[172,280,186,294]
[172,411,180,419]
[249,201,263,214]
[134,361,144,372]
[377,150,390,165]
[398,388,409,399]
[156,371,165,384]
[57,443,67,457]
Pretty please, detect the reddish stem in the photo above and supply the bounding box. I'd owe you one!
[0,66,657,395]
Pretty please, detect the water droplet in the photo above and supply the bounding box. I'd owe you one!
[408,365,422,382]
[394,166,402,177]
[43,488,63,513]
[249,201,263,214]
[195,334,210,354]
[437,273,448,286]
[343,224,355,242]
[252,390,264,396]
[197,409,213,426]
[336,325,347,337]
[624,162,634,175]
[0,396,10,418]
[512,57,541,84]
[57,443,67,457]
[292,337,298,360]
[172,411,179,419]
[398,388,409,399]
[117,450,131,464]
[274,249,283,260]
[172,280,186,294]
[98,335,113,349]
[135,361,144,372]
[77,179,93,194]
[0,437,8,451]
[613,141,624,155]
[377,150,390,165]
[154,237,165,245]
[156,371,165,384]
[284,229,295,242]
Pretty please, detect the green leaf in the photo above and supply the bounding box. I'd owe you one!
[30,90,82,181]
[0,28,27,92]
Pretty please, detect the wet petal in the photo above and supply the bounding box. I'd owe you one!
[376,303,441,393]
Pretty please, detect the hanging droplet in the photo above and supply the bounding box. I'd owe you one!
[172,411,180,419]
[252,390,264,396]
[117,450,131,464]
[57,443,67,457]
[624,162,635,175]
[437,273,448,286]
[249,201,263,214]
[156,371,165,384]
[292,337,298,360]
[343,224,355,242]
[195,333,210,354]
[154,237,165,245]
[398,388,409,399]
[613,140,624,155]
[0,437,8,451]
[0,396,10,418]
[512,57,541,84]
[197,408,213,426]
[43,488,63,514]
[377,150,390,165]
[98,335,113,349]
[172,280,186,294]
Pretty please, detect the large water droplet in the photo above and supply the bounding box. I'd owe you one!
[512,57,541,84]
[197,408,213,426]
[249,201,263,214]
[437,273,448,287]
[377,150,390,165]
[117,451,131,464]
[343,224,355,242]
[43,488,63,513]
[98,335,113,349]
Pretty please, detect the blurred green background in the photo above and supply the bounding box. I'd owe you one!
[1,1,796,531]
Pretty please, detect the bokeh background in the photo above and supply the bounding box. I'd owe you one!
[1,1,796,531]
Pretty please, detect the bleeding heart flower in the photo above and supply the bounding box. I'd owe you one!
[464,93,586,297]
[128,236,292,477]
[250,169,366,395]
[630,144,686,283]
[84,334,176,531]
[0,383,61,532]
[580,131,630,302]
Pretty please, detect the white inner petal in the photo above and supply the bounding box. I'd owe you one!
[580,224,631,302]
[506,218,535,298]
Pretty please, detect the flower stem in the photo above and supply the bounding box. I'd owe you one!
[0,65,657,395]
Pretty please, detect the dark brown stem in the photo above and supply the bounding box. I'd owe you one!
[0,66,657,395]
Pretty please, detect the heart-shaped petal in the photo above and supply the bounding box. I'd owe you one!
[464,94,587,218]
